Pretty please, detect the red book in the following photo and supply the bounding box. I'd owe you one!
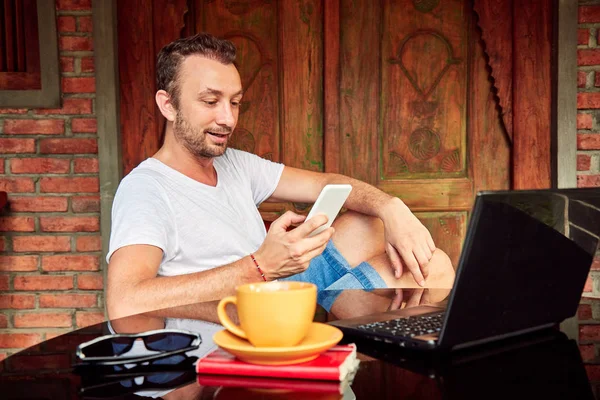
[196,344,359,381]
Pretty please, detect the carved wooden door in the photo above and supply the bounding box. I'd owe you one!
[119,0,515,267]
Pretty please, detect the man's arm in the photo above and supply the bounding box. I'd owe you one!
[267,166,436,286]
[106,244,259,319]
[106,212,333,319]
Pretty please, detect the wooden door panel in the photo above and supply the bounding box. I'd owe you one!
[381,0,467,180]
[468,16,511,196]
[338,0,380,185]
[418,212,467,273]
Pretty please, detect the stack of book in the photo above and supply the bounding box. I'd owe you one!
[196,344,360,396]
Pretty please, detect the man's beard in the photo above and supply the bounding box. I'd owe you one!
[173,111,232,159]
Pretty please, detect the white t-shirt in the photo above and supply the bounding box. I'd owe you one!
[107,148,284,277]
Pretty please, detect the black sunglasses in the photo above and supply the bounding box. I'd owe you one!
[76,329,201,366]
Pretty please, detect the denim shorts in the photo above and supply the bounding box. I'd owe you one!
[281,240,386,311]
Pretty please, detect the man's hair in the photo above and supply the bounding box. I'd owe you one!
[156,33,237,107]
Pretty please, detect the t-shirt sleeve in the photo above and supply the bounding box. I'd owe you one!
[228,149,284,206]
[106,173,177,264]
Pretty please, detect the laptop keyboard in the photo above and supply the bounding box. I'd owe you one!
[356,312,445,338]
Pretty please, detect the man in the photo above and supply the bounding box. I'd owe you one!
[106,33,453,319]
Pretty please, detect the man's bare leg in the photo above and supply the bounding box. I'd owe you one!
[330,210,455,288]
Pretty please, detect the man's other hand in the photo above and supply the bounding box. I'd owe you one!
[381,198,436,287]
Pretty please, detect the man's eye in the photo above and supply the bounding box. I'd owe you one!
[203,100,217,106]
[231,101,240,107]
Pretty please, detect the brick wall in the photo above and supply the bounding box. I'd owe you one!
[578,2,600,394]
[0,0,103,361]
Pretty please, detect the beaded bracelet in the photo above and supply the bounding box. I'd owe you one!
[250,254,267,282]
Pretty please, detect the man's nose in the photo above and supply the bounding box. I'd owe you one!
[216,103,236,127]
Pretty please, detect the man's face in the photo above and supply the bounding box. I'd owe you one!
[171,55,243,159]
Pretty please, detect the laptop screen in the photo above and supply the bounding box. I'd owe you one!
[439,188,600,349]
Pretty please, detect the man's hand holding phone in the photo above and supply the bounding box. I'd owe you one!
[253,185,351,281]
[253,211,334,281]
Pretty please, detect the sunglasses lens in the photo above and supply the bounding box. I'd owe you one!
[144,333,195,352]
[82,337,133,357]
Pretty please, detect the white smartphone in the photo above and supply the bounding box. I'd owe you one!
[305,184,352,237]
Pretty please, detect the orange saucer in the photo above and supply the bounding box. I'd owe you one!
[213,322,343,365]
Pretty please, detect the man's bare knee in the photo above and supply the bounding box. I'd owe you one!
[331,211,385,266]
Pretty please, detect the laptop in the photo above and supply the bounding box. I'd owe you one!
[329,188,600,351]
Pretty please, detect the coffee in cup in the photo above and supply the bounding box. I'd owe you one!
[217,281,317,347]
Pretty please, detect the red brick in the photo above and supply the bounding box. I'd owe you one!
[40,293,97,308]
[73,158,98,173]
[76,311,105,328]
[72,195,100,212]
[0,294,35,309]
[595,73,600,88]
[57,0,92,10]
[578,134,600,150]
[0,177,34,192]
[585,275,594,293]
[592,258,600,270]
[578,113,593,130]
[0,138,35,153]
[0,315,6,329]
[0,237,4,251]
[76,236,101,252]
[34,98,93,115]
[42,255,99,271]
[579,29,590,46]
[77,273,103,290]
[57,16,76,32]
[59,36,93,51]
[0,217,35,232]
[0,108,28,114]
[71,118,96,133]
[0,275,7,290]
[81,57,94,72]
[14,275,73,291]
[10,158,70,174]
[578,49,600,66]
[578,175,600,188]
[4,119,64,135]
[40,138,97,154]
[577,175,600,187]
[62,77,95,93]
[580,344,595,362]
[60,57,74,73]
[580,6,600,23]
[14,312,72,328]
[578,154,592,171]
[40,177,99,193]
[579,304,593,320]
[0,333,43,349]
[0,256,38,271]
[580,324,600,341]
[78,16,93,32]
[40,216,100,232]
[578,92,600,109]
[9,196,68,212]
[13,236,72,252]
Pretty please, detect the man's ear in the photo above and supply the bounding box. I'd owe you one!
[156,90,176,121]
